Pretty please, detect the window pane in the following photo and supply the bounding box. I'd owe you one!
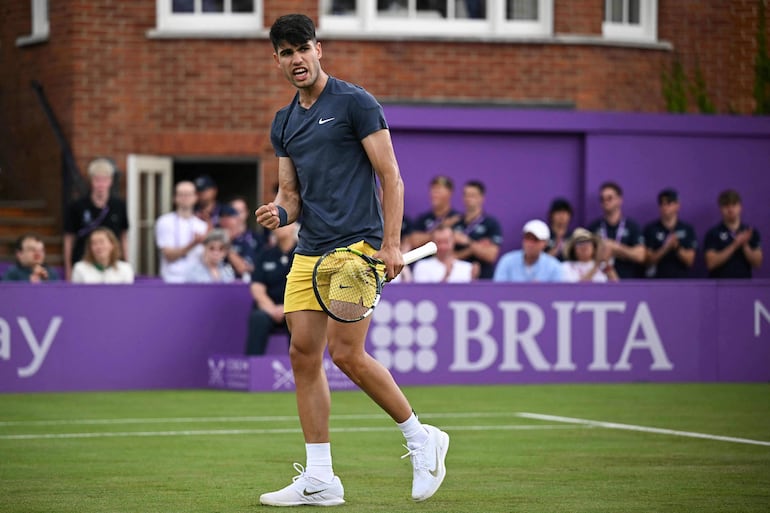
[329,0,356,15]
[417,0,447,18]
[232,0,254,13]
[628,0,640,24]
[607,0,623,22]
[508,0,537,20]
[202,0,224,13]
[463,0,486,19]
[379,0,408,16]
[172,0,194,13]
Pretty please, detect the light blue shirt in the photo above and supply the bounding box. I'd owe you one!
[493,250,565,282]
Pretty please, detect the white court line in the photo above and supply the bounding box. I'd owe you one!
[0,411,521,427]
[517,412,770,447]
[0,423,583,441]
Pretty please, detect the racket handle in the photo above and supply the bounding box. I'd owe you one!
[403,241,437,265]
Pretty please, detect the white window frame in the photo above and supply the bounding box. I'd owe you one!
[155,0,263,34]
[16,0,49,47]
[602,0,657,43]
[319,0,553,39]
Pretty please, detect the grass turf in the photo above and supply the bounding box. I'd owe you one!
[0,383,768,512]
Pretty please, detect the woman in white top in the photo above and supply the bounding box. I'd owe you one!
[72,227,135,284]
[561,227,618,283]
[413,226,475,283]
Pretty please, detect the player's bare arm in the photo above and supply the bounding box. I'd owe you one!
[255,156,302,230]
[363,129,404,280]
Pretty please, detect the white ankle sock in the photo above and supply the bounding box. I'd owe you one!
[306,443,334,483]
[398,412,429,449]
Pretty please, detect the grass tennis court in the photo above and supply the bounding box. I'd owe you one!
[1,383,768,513]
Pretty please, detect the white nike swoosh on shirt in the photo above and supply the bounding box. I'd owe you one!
[318,117,335,125]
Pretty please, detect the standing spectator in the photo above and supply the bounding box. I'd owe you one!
[184,229,236,283]
[493,219,564,282]
[220,204,261,282]
[155,181,209,283]
[194,174,224,229]
[247,223,298,355]
[410,175,461,248]
[643,188,697,278]
[703,189,763,278]
[452,180,502,279]
[413,225,475,282]
[71,227,134,284]
[545,198,573,261]
[63,158,129,281]
[587,182,645,279]
[561,227,618,283]
[2,234,60,282]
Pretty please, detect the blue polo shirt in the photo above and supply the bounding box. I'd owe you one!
[493,250,564,283]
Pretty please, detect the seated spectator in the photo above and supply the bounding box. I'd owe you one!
[587,182,646,279]
[643,188,697,278]
[410,175,461,248]
[2,234,60,283]
[156,181,209,283]
[72,227,134,284]
[703,189,763,278]
[413,225,475,283]
[184,229,236,283]
[453,180,502,279]
[219,204,262,282]
[493,219,564,282]
[247,224,298,355]
[561,227,618,283]
[545,198,573,261]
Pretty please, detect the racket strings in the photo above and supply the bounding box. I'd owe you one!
[315,253,381,321]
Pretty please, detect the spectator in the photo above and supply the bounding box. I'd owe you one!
[413,225,475,282]
[643,188,697,278]
[194,174,224,229]
[452,180,502,279]
[247,223,298,355]
[71,227,134,284]
[220,204,261,282]
[155,181,210,283]
[230,196,269,247]
[184,229,236,283]
[703,189,763,278]
[63,158,129,281]
[545,198,573,261]
[493,219,564,282]
[587,182,645,279]
[410,175,461,248]
[2,234,60,282]
[561,227,618,283]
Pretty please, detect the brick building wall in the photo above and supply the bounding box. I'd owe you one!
[1,0,767,223]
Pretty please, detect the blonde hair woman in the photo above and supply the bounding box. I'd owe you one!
[71,227,135,284]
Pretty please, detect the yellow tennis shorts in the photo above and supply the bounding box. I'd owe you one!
[284,240,377,313]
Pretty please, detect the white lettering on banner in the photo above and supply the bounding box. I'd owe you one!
[756,300,770,337]
[447,301,671,372]
[16,317,63,378]
[0,318,9,361]
[448,302,496,371]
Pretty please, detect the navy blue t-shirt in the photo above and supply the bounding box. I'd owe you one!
[251,244,296,305]
[270,77,387,256]
[703,222,761,278]
[643,219,698,278]
[587,217,645,279]
[454,214,503,279]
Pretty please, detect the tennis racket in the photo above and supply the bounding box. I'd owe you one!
[312,241,437,323]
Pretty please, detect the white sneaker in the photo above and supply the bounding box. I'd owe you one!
[401,424,449,501]
[260,463,345,507]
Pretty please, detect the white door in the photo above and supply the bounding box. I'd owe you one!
[126,154,173,276]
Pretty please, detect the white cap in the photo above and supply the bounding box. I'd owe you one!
[522,219,550,241]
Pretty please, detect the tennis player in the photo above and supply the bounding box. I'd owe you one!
[255,14,449,506]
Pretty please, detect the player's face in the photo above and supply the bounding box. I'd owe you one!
[274,40,323,90]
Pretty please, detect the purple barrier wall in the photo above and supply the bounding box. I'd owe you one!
[385,107,770,278]
[2,282,769,393]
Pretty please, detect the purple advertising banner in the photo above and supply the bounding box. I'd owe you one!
[1,281,769,393]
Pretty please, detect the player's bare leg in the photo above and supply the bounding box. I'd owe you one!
[327,318,449,502]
